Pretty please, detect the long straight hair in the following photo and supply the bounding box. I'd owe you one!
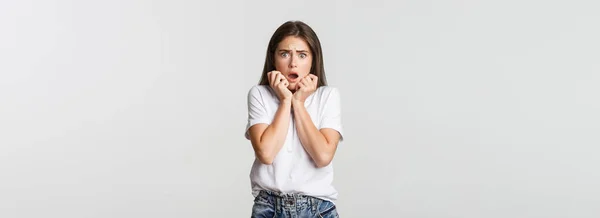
[258,21,327,87]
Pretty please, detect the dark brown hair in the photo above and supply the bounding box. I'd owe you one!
[258,20,327,87]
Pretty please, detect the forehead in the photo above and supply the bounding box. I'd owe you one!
[277,36,310,51]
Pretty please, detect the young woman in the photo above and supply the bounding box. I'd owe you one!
[244,21,344,218]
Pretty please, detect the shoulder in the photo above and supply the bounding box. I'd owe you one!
[315,86,340,99]
[248,85,271,93]
[247,85,272,98]
[310,86,341,107]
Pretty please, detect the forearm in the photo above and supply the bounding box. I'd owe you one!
[255,100,292,164]
[292,100,334,167]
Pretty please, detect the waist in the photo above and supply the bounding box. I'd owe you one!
[256,190,323,209]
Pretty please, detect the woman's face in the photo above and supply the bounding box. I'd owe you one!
[274,36,312,91]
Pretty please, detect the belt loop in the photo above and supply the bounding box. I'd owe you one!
[311,197,316,214]
[274,195,279,214]
[293,194,297,207]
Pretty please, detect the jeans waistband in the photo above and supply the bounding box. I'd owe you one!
[256,190,322,212]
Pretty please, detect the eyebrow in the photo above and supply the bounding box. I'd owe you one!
[277,49,309,53]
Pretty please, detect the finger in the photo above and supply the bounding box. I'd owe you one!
[274,71,282,83]
[301,78,310,87]
[295,78,303,89]
[277,74,286,84]
[297,81,305,91]
[269,71,276,86]
[274,73,283,87]
[267,71,272,84]
[310,74,318,83]
[275,71,285,85]
[279,77,287,86]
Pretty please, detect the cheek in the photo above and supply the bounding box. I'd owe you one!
[274,58,287,70]
[299,59,312,73]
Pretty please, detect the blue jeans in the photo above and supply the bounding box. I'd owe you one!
[251,190,339,218]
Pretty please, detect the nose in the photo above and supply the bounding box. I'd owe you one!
[289,53,297,68]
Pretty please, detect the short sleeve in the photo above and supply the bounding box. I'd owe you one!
[245,86,270,140]
[319,87,344,141]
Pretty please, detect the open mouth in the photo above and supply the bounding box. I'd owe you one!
[288,73,299,80]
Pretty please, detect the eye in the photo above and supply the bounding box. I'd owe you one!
[299,53,307,59]
[280,52,289,58]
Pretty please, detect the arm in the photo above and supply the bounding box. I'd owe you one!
[291,74,343,168]
[248,100,291,165]
[292,101,341,168]
[246,71,293,165]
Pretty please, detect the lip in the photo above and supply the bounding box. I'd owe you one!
[287,72,299,82]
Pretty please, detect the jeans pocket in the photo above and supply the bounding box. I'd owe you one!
[317,200,338,218]
[251,200,276,218]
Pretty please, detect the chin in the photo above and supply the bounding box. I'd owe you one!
[287,83,298,91]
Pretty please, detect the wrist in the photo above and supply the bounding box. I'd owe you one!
[291,99,304,107]
[280,97,292,105]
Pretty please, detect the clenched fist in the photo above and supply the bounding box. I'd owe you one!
[268,71,293,102]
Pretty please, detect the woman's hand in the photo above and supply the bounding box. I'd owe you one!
[268,71,293,102]
[292,74,318,106]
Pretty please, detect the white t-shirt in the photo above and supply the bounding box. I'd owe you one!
[244,85,344,203]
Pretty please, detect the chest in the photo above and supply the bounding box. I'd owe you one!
[264,97,323,129]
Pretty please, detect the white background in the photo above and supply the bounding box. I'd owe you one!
[1,0,599,217]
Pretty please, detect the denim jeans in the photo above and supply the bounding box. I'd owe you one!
[251,190,339,218]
